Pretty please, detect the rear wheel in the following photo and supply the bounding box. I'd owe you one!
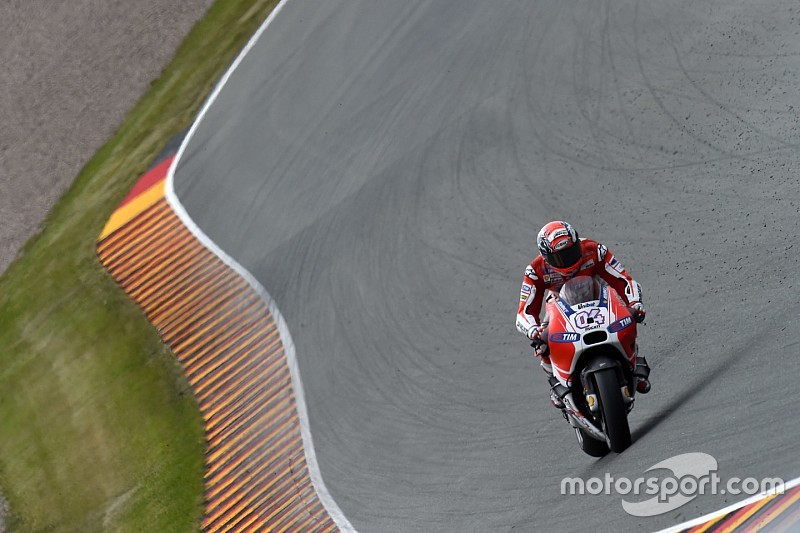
[575,427,609,457]
[594,368,631,453]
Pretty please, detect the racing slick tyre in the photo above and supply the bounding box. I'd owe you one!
[594,368,632,453]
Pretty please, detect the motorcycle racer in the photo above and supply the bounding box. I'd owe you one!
[516,221,651,408]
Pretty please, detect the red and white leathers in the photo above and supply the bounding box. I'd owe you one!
[515,238,643,375]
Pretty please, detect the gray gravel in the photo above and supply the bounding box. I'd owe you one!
[0,0,214,274]
[174,1,800,531]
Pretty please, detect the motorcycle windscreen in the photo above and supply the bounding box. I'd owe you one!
[559,276,600,305]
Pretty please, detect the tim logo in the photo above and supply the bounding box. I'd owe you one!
[550,332,580,343]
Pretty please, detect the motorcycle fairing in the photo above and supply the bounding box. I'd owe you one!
[546,282,636,387]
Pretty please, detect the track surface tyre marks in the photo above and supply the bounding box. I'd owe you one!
[174,1,800,531]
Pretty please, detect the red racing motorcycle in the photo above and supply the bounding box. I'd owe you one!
[537,276,643,456]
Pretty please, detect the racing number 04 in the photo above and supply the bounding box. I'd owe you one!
[575,308,605,329]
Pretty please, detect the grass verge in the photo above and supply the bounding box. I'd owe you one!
[0,0,280,530]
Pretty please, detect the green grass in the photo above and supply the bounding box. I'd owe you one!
[0,0,280,530]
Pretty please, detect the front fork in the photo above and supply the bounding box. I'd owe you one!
[549,376,607,442]
[580,364,635,417]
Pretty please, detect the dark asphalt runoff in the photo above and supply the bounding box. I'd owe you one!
[174,1,800,531]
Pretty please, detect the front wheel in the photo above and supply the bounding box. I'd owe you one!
[594,368,631,453]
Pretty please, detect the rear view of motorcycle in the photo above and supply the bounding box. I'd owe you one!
[536,276,645,456]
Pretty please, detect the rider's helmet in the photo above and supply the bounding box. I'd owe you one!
[537,221,583,277]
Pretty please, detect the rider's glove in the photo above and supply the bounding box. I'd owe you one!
[629,301,646,323]
[534,343,550,358]
[528,323,547,344]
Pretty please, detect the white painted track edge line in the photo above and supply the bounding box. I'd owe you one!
[163,1,357,531]
[654,476,800,533]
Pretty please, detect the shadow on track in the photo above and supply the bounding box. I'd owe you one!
[630,342,752,444]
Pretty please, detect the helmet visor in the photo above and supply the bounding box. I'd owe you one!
[543,240,582,268]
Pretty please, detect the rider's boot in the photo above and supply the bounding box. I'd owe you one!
[548,375,567,410]
[539,351,565,409]
[538,349,567,409]
[634,356,651,394]
[534,347,563,410]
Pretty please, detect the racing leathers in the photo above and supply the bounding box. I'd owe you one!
[515,238,647,403]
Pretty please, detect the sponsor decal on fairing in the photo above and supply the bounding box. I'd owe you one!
[556,298,574,317]
[550,332,580,343]
[607,316,633,333]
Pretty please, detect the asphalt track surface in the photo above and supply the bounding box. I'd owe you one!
[174,1,800,531]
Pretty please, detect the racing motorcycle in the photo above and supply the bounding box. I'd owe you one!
[535,276,644,456]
